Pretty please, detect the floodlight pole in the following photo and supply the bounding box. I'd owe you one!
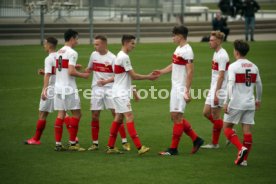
[89,0,94,45]
[136,0,140,43]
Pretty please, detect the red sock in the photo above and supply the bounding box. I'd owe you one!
[33,119,46,141]
[170,123,184,149]
[119,123,127,139]
[183,119,198,142]
[208,114,215,123]
[243,134,252,160]
[68,117,80,142]
[54,118,63,142]
[107,122,121,148]
[212,119,223,145]
[91,121,99,142]
[64,116,70,133]
[224,128,243,150]
[126,122,142,149]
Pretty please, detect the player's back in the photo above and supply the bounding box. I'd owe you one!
[55,46,78,94]
[45,52,57,87]
[228,59,260,110]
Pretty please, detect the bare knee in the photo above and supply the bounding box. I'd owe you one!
[171,113,182,124]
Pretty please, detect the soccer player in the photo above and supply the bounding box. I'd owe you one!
[24,37,71,145]
[106,34,159,155]
[223,40,262,166]
[54,29,90,151]
[156,25,204,156]
[201,31,230,149]
[85,35,130,151]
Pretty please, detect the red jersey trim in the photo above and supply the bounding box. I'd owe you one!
[51,66,56,75]
[212,61,230,71]
[56,59,69,69]
[91,62,113,73]
[235,73,257,83]
[114,65,125,74]
[172,54,190,65]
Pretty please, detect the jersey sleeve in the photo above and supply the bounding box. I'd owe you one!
[181,47,194,63]
[218,52,229,71]
[68,51,78,66]
[44,57,52,74]
[122,55,133,71]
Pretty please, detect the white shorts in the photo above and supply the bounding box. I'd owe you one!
[170,88,186,113]
[223,108,255,125]
[54,93,81,111]
[113,97,132,113]
[39,98,54,113]
[91,86,114,110]
[205,89,226,108]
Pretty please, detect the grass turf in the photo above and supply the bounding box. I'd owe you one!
[0,41,275,184]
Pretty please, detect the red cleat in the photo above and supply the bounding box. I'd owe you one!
[24,138,41,145]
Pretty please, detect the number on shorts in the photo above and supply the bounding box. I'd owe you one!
[58,56,62,71]
[245,69,251,87]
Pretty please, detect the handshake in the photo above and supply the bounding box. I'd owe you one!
[148,70,162,81]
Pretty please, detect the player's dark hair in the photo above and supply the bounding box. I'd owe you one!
[46,37,58,48]
[121,34,136,45]
[94,35,107,42]
[234,39,250,57]
[64,29,78,42]
[172,26,188,39]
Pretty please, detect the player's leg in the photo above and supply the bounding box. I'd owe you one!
[210,107,223,147]
[240,110,255,166]
[54,110,67,151]
[106,113,124,154]
[110,108,130,151]
[25,111,49,145]
[88,110,101,150]
[124,111,149,155]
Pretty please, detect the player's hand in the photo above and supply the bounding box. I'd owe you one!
[133,91,140,102]
[82,72,90,79]
[255,101,261,110]
[41,89,47,101]
[184,91,191,103]
[38,69,45,75]
[223,103,229,114]
[148,73,159,81]
[152,70,161,76]
[75,64,83,71]
[97,78,106,87]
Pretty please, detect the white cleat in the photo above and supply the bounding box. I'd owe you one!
[240,160,248,167]
[201,144,219,149]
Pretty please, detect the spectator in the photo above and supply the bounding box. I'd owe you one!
[212,12,230,41]
[242,0,260,41]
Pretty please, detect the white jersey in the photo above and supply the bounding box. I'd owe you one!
[210,48,230,91]
[112,51,133,98]
[171,44,194,89]
[87,51,115,88]
[228,59,261,110]
[44,52,57,87]
[55,46,78,95]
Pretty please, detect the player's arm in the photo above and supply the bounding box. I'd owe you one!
[153,64,172,75]
[68,65,90,79]
[214,71,225,105]
[255,73,263,110]
[128,69,158,81]
[223,79,234,114]
[41,73,51,100]
[184,63,194,102]
[97,76,115,86]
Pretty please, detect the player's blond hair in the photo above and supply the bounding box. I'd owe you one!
[210,31,225,41]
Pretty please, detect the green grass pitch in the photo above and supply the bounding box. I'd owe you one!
[0,41,275,184]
